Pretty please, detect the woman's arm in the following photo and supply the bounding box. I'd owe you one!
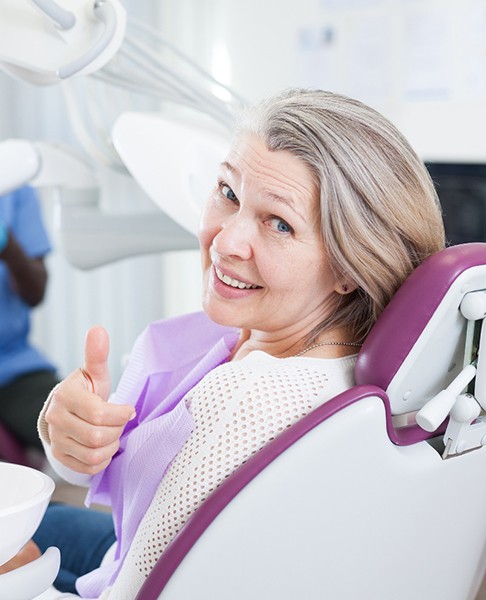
[0,224,48,306]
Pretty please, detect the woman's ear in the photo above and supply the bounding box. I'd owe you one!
[334,281,358,295]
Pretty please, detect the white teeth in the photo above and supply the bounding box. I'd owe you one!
[215,267,258,289]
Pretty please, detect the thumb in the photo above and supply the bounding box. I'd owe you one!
[83,325,111,401]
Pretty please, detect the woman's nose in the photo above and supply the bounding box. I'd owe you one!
[212,213,253,260]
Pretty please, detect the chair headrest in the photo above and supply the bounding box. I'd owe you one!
[355,243,486,416]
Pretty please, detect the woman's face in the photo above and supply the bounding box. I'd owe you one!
[199,133,340,339]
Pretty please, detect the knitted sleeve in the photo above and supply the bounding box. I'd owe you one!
[103,353,356,600]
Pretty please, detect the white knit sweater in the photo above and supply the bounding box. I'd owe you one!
[37,352,356,600]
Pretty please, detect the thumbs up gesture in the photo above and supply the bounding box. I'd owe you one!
[45,326,135,475]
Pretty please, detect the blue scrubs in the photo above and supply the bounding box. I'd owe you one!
[0,186,56,385]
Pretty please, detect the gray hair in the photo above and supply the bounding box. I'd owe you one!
[235,88,445,342]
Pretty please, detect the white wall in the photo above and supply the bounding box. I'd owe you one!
[176,0,486,161]
[2,0,485,386]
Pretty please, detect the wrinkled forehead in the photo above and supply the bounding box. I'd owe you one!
[223,133,320,211]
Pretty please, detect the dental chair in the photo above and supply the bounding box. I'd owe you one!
[136,242,486,600]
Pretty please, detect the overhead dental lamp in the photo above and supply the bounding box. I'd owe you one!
[0,0,244,267]
[112,112,230,236]
[0,137,200,269]
[0,0,127,85]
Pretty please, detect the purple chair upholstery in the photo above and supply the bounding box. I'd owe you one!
[136,243,486,600]
[356,242,486,392]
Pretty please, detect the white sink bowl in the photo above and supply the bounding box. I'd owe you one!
[0,462,54,566]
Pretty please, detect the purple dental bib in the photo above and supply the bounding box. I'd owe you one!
[77,312,239,597]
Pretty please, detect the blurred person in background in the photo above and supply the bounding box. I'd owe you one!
[0,185,58,455]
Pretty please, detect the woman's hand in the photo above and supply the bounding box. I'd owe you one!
[45,326,135,475]
[0,540,41,574]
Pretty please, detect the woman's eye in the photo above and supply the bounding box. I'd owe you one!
[220,183,238,203]
[270,217,293,234]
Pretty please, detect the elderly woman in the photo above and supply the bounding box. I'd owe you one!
[4,89,445,598]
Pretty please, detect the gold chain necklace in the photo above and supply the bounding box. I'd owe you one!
[294,341,362,357]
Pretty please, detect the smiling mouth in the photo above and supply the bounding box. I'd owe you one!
[214,267,261,290]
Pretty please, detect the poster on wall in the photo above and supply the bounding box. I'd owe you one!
[295,16,392,112]
[296,25,340,92]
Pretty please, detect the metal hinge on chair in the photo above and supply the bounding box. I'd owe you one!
[442,393,486,458]
[416,290,486,458]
